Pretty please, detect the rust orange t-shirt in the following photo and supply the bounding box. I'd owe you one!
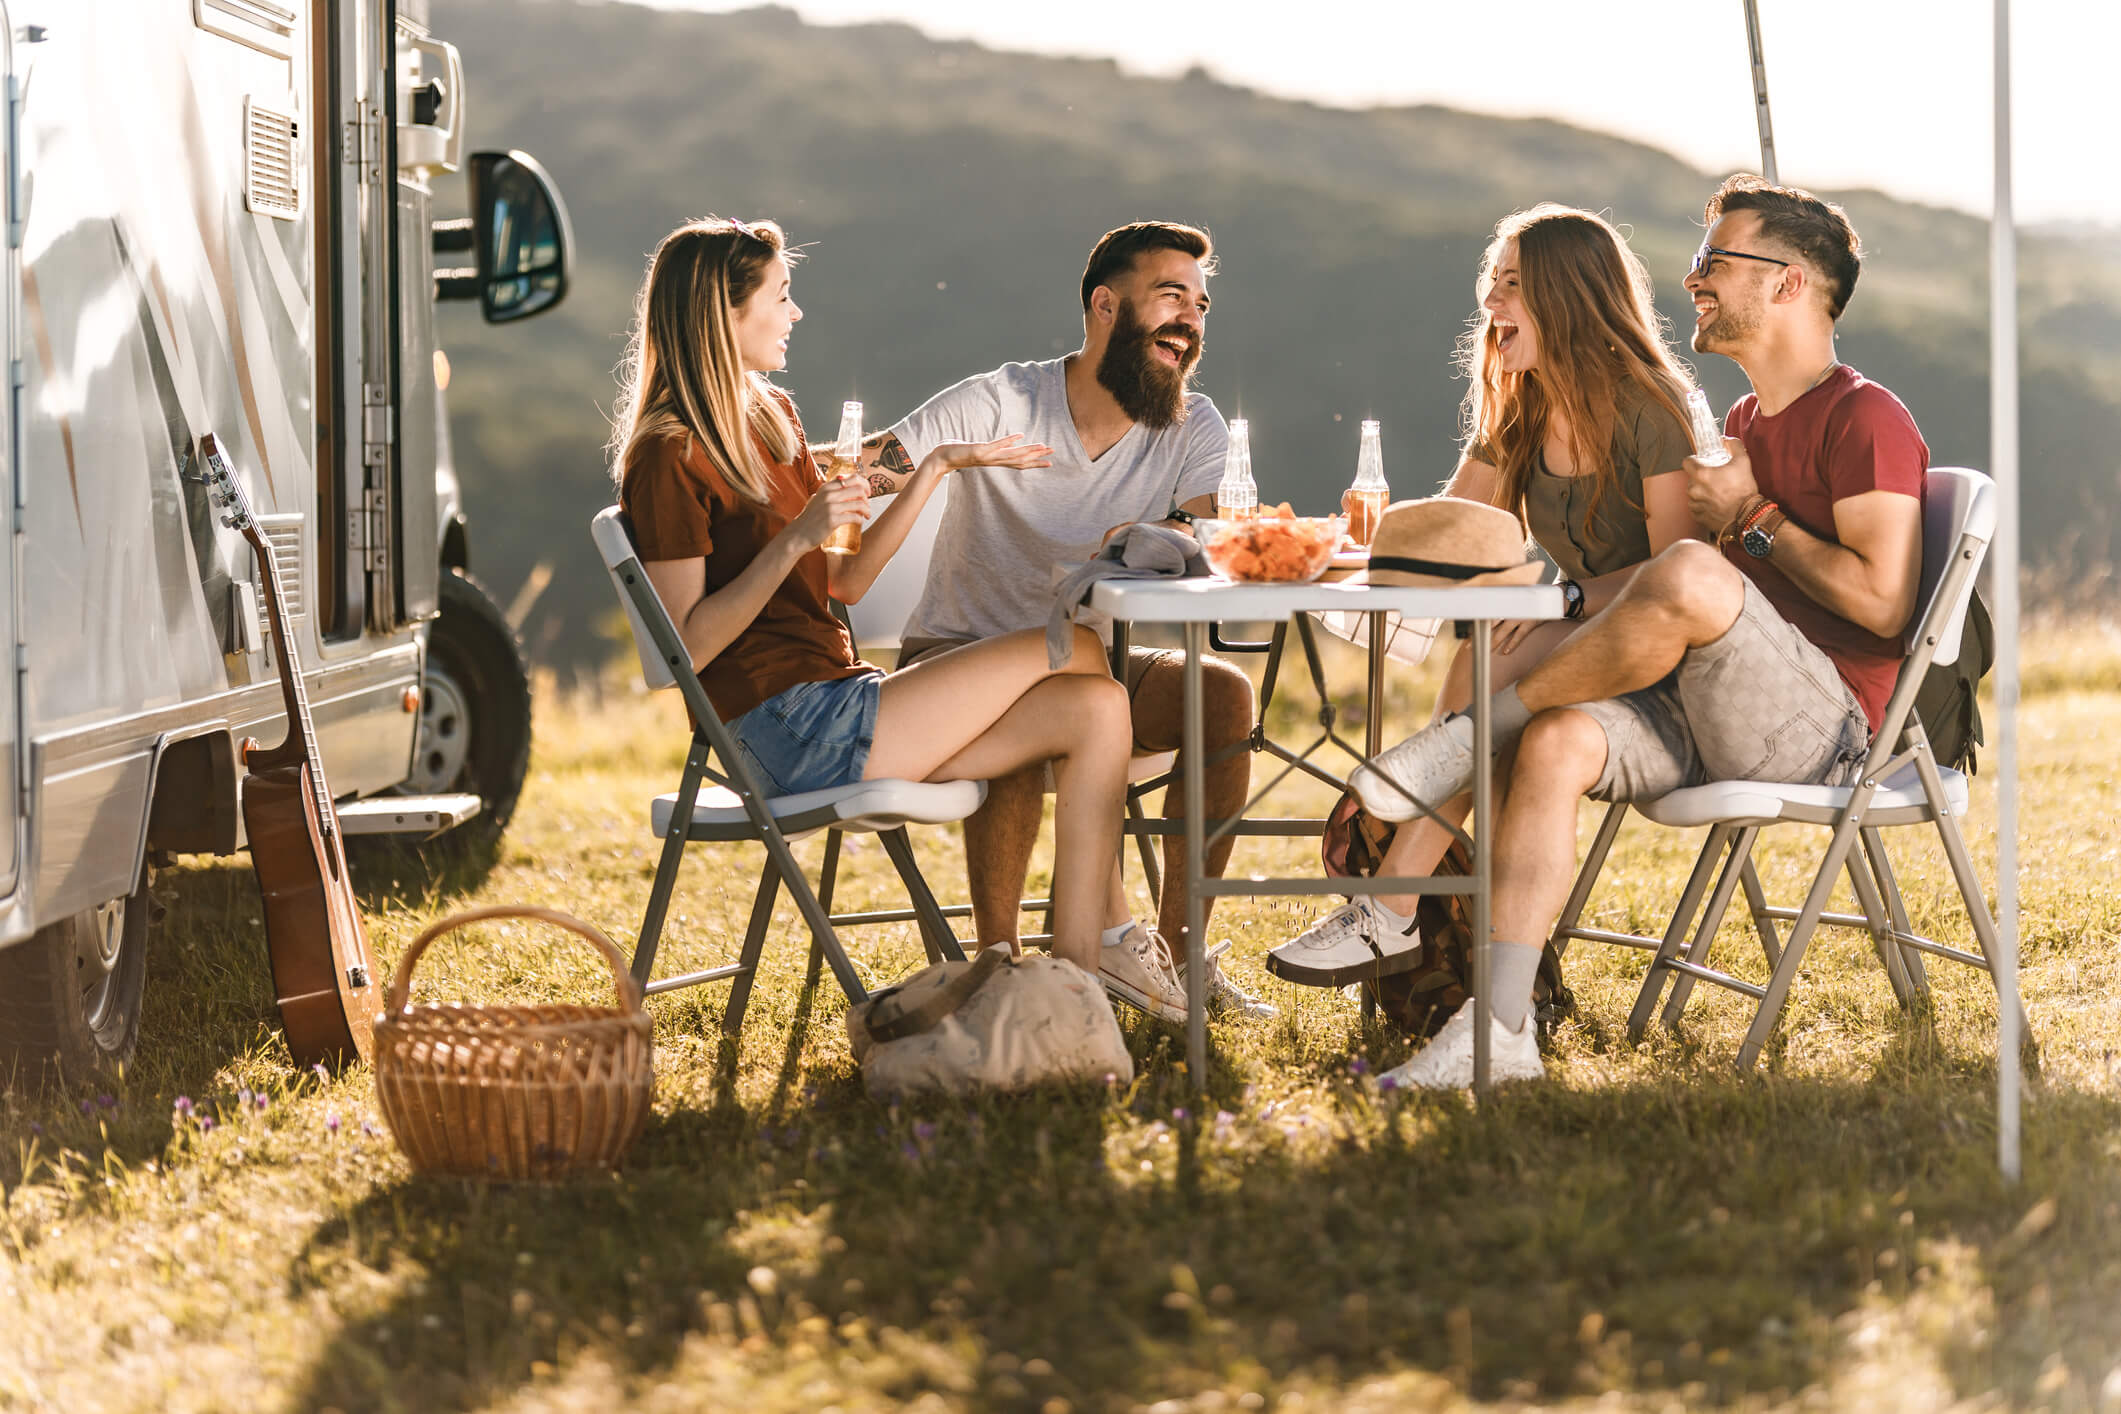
[620,388,870,723]
[1723,365,1929,733]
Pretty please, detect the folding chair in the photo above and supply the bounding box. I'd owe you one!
[591,507,983,1037]
[1547,467,2020,1070]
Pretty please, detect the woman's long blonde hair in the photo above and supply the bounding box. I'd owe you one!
[610,218,799,503]
[1457,205,1694,538]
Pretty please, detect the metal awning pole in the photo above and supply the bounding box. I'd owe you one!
[1991,0,2023,1184]
[1742,0,1779,182]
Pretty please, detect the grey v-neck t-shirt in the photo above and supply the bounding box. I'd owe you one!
[889,358,1229,643]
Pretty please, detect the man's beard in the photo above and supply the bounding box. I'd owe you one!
[1096,298,1201,430]
[1691,297,1760,355]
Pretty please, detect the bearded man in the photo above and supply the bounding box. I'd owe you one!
[839,221,1268,1023]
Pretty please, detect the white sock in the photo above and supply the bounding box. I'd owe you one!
[1487,941,1542,1032]
[1451,684,1532,753]
[1368,895,1418,933]
[1101,921,1137,949]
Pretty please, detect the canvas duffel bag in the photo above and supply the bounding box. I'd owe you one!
[846,945,1133,1099]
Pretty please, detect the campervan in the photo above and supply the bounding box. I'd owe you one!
[0,0,571,1077]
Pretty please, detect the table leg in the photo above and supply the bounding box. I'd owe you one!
[1471,619,1493,1098]
[1362,609,1387,1026]
[1184,621,1208,1086]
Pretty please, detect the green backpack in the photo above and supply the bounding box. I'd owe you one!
[1913,591,1994,773]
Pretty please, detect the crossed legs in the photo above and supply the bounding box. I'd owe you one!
[864,625,1133,972]
[959,650,1254,951]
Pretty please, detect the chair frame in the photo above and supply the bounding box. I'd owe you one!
[594,509,971,1040]
[1546,467,2018,1070]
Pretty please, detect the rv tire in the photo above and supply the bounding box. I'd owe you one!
[420,570,532,833]
[0,871,150,1086]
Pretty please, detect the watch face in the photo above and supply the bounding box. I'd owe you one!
[1742,524,1774,558]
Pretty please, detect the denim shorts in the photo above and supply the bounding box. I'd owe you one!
[1575,579,1872,801]
[726,671,884,797]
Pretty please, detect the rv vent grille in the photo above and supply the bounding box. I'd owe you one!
[258,515,306,629]
[195,0,298,62]
[244,100,301,221]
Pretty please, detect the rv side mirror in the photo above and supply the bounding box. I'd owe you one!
[465,149,572,324]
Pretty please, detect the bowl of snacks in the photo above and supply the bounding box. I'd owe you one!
[1196,506,1347,584]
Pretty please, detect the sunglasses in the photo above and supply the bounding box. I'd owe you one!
[1690,243,1792,280]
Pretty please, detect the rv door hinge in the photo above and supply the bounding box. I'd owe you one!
[9,359,23,524]
[362,488,389,574]
[7,76,24,249]
[343,99,385,179]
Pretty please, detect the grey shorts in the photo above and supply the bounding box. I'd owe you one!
[1574,580,1871,802]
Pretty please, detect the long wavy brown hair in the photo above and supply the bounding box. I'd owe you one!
[610,218,800,503]
[1457,205,1694,538]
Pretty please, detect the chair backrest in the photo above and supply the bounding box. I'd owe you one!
[590,505,684,690]
[842,481,950,655]
[1909,466,1997,669]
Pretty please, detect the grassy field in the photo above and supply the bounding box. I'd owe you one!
[4,625,2120,1413]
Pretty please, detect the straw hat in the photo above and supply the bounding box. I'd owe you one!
[1353,497,1543,587]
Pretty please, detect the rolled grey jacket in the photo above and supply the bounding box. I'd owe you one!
[1045,523,1206,668]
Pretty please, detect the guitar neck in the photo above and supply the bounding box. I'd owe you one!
[251,538,335,833]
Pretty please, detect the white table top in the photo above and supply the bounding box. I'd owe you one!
[1088,576,1566,624]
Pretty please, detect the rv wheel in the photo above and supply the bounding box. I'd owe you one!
[414,570,532,833]
[0,871,151,1084]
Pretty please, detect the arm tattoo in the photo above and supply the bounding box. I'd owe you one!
[862,430,916,493]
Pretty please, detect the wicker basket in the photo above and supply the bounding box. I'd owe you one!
[373,905,654,1181]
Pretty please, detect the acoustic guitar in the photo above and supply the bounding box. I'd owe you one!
[200,435,380,1068]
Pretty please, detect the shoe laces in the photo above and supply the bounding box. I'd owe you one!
[1132,928,1186,999]
[1299,900,1380,950]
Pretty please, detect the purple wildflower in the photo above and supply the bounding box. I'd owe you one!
[1171,1107,1190,1123]
[80,1098,94,1114]
[173,1096,194,1116]
[325,1113,341,1133]
[198,1116,215,1133]
[95,1094,117,1110]
[1103,1072,1119,1088]
[311,1062,328,1083]
[253,1093,268,1112]
[913,1121,937,1143]
[900,1142,920,1161]
[29,1122,42,1136]
[1377,1076,1399,1094]
[1348,1058,1369,1076]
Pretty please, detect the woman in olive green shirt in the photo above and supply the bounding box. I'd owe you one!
[1271,204,1701,982]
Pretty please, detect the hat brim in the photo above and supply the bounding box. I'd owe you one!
[1349,560,1547,589]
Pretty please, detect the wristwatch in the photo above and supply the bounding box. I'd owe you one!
[1741,507,1783,559]
[1164,505,1197,528]
[1559,578,1586,620]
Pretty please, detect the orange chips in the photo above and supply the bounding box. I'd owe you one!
[1201,515,1343,583]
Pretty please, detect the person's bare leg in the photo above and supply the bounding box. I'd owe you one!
[915,675,1132,970]
[1516,542,1745,714]
[867,625,1114,949]
[961,767,1043,951]
[1125,653,1255,948]
[1374,620,1577,915]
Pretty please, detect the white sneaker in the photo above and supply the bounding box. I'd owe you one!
[1099,925,1188,1024]
[1350,715,1476,823]
[1266,897,1423,987]
[1184,940,1278,1019]
[1377,1004,1544,1091]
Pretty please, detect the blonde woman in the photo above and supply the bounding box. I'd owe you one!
[613,218,1147,979]
[1270,204,1701,985]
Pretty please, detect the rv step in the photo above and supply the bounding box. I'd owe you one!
[337,793,484,838]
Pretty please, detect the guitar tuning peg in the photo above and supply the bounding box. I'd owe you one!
[220,513,239,528]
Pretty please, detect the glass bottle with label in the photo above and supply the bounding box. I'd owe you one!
[1685,388,1731,467]
[1340,419,1390,546]
[822,400,865,554]
[1216,418,1258,520]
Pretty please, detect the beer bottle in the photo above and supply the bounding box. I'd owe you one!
[1340,419,1390,546]
[1216,418,1258,520]
[822,400,865,555]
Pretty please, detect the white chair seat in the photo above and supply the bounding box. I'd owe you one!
[652,776,987,841]
[1129,750,1178,784]
[1636,762,1969,830]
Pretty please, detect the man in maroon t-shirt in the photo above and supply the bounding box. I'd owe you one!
[1345,175,1928,1089]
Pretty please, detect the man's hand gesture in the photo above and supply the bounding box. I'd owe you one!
[1684,437,1759,539]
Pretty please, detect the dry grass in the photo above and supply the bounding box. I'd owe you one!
[2,625,2118,1413]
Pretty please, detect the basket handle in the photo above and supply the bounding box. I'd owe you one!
[387,905,644,1016]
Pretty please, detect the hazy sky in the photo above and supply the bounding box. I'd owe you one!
[630,0,2111,229]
